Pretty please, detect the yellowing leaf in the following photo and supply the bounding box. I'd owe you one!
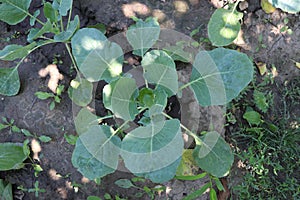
[261,0,276,14]
[256,61,267,76]
[176,149,198,176]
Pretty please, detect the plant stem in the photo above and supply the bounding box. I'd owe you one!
[162,112,200,141]
[15,40,56,70]
[97,115,114,123]
[64,43,81,82]
[66,1,73,30]
[143,68,149,88]
[113,120,130,135]
[60,16,64,32]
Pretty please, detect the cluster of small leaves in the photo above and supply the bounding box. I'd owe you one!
[35,84,64,110]
[0,117,52,143]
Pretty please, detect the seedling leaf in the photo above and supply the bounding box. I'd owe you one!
[39,136,52,143]
[193,131,234,177]
[114,179,135,189]
[0,180,13,200]
[30,10,40,26]
[27,20,53,42]
[183,182,211,200]
[243,111,262,126]
[35,92,54,100]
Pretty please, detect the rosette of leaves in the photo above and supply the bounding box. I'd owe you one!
[70,17,253,183]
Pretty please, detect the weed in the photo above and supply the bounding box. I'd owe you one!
[228,72,300,199]
[18,181,46,198]
[35,84,64,110]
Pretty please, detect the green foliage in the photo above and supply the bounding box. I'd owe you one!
[0,67,20,96]
[208,7,243,46]
[18,181,46,197]
[121,119,183,183]
[142,50,178,96]
[0,0,32,25]
[243,110,262,126]
[103,77,139,121]
[0,1,255,196]
[0,142,29,171]
[35,84,64,110]
[229,72,299,199]
[0,179,13,200]
[189,48,253,106]
[193,131,234,177]
[114,177,166,199]
[71,28,123,82]
[0,117,52,143]
[126,17,160,57]
[71,125,121,179]
[68,77,93,106]
[267,0,300,13]
[253,90,269,113]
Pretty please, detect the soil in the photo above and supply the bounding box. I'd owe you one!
[0,0,299,200]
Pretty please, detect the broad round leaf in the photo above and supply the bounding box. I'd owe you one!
[103,77,139,121]
[71,28,123,82]
[126,17,160,57]
[72,125,121,180]
[68,77,93,107]
[121,119,183,183]
[208,8,243,46]
[193,131,234,177]
[142,50,178,96]
[0,143,29,170]
[0,67,20,96]
[0,0,32,25]
[74,108,98,135]
[267,0,300,13]
[137,157,181,183]
[190,48,253,106]
[243,111,262,126]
